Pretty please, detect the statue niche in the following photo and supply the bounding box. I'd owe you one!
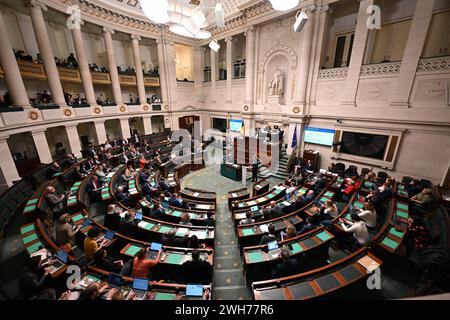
[269,68,284,96]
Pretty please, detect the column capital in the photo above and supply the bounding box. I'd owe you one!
[31,129,46,136]
[320,5,333,14]
[64,124,78,130]
[131,34,141,41]
[302,4,316,14]
[244,25,255,36]
[28,0,47,11]
[193,46,206,53]
[103,27,115,35]
[225,36,233,43]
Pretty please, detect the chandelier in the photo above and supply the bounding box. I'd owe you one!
[269,0,299,11]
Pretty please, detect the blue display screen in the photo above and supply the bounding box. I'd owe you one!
[304,127,335,146]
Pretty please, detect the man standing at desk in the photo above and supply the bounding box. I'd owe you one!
[250,155,260,182]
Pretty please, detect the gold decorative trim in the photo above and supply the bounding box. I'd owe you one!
[293,106,300,114]
[93,107,102,114]
[143,105,149,111]
[28,110,39,120]
[164,105,169,110]
[63,108,72,117]
[243,105,249,112]
[119,105,127,112]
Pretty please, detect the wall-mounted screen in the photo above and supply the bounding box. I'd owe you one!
[304,127,336,146]
[340,132,388,160]
[230,119,244,132]
[212,118,228,133]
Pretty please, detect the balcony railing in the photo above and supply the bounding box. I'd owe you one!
[176,81,194,88]
[143,76,160,87]
[17,60,47,80]
[58,67,82,83]
[417,55,450,73]
[119,74,137,86]
[91,71,111,84]
[360,62,401,77]
[317,67,348,80]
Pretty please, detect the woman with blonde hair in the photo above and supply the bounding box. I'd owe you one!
[55,214,78,247]
[357,202,377,228]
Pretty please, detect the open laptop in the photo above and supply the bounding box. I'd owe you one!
[81,218,91,228]
[147,242,162,260]
[104,230,115,241]
[250,206,259,212]
[162,201,170,210]
[48,250,68,273]
[267,240,281,259]
[108,273,123,289]
[186,284,203,298]
[132,278,149,299]
[135,212,143,221]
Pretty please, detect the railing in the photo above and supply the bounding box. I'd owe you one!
[417,55,450,73]
[144,76,160,87]
[176,81,195,88]
[91,71,111,84]
[232,78,245,86]
[360,61,401,77]
[17,60,47,80]
[317,67,348,80]
[58,67,82,83]
[119,74,137,86]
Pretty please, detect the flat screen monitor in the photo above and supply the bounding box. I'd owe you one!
[304,127,336,146]
[133,278,149,291]
[230,119,244,132]
[186,284,203,297]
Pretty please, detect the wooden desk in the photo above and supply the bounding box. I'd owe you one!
[252,179,270,197]
[181,187,217,206]
[221,163,242,181]
[228,187,251,209]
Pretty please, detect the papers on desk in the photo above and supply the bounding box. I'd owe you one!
[193,192,200,197]
[176,228,189,237]
[259,224,269,233]
[255,185,261,190]
[231,193,238,198]
[247,201,257,206]
[107,171,115,178]
[129,188,138,195]
[190,230,206,240]
[357,255,380,273]
[282,201,292,207]
[197,204,210,210]
[77,275,101,290]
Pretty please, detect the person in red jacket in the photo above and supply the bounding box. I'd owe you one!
[341,180,357,198]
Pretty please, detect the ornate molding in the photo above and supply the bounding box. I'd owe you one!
[258,45,298,72]
[28,0,48,11]
[318,67,348,80]
[417,56,450,73]
[360,62,401,77]
[102,27,115,35]
[130,34,141,41]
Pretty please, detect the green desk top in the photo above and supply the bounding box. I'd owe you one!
[325,191,334,197]
[290,243,303,254]
[266,193,275,199]
[166,253,184,265]
[242,228,255,236]
[125,245,142,256]
[381,237,399,250]
[316,231,332,242]
[354,202,364,209]
[396,210,409,219]
[154,292,176,300]
[23,205,36,213]
[26,241,43,254]
[72,214,84,223]
[23,233,38,244]
[159,226,171,234]
[27,198,38,205]
[141,223,155,231]
[247,251,265,263]
[320,197,328,203]
[68,198,77,205]
[397,203,408,210]
[21,224,35,234]
[171,211,182,217]
[389,227,405,238]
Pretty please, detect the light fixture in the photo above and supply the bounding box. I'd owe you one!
[170,24,212,39]
[269,0,299,11]
[140,0,170,24]
[214,3,224,27]
[209,39,220,52]
[293,10,308,32]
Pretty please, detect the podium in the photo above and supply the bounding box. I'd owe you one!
[303,150,320,171]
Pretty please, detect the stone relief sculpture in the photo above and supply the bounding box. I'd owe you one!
[269,68,284,96]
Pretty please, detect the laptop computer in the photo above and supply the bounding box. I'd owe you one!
[250,206,259,212]
[186,284,203,298]
[132,278,149,299]
[81,218,91,228]
[108,273,123,288]
[135,213,143,221]
[147,242,162,260]
[104,230,115,241]
[162,201,170,210]
[49,249,68,272]
[267,240,281,259]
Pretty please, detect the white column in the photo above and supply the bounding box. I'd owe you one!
[119,118,131,139]
[64,124,82,158]
[131,34,147,104]
[94,121,107,145]
[293,5,316,110]
[244,26,256,108]
[225,36,234,104]
[71,21,97,106]
[210,49,218,103]
[389,0,435,107]
[340,0,374,107]
[103,27,123,105]
[31,130,53,164]
[0,12,31,108]
[193,46,205,90]
[29,0,66,106]
[156,38,169,104]
[0,137,21,186]
[164,40,177,105]
[143,116,153,135]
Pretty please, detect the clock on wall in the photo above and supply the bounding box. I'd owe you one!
[340,132,388,160]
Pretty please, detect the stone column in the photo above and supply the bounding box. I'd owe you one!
[29,0,66,106]
[340,0,374,107]
[143,116,153,135]
[31,129,53,164]
[225,36,234,104]
[0,137,21,186]
[293,5,316,111]
[119,118,131,139]
[131,34,147,104]
[244,26,256,108]
[156,38,169,104]
[193,46,205,90]
[103,27,123,105]
[0,12,31,108]
[389,0,435,107]
[210,48,218,103]
[71,21,97,106]
[64,124,82,158]
[94,120,107,145]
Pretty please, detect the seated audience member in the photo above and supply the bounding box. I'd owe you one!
[84,228,107,259]
[93,249,123,274]
[81,158,94,174]
[328,163,336,173]
[36,288,57,301]
[125,163,136,178]
[66,153,77,166]
[158,177,171,192]
[149,202,164,219]
[45,186,66,220]
[285,182,296,198]
[365,172,377,183]
[357,202,377,228]
[119,171,131,187]
[313,174,328,193]
[18,256,51,299]
[204,210,215,227]
[46,162,61,179]
[406,179,423,198]
[322,199,339,219]
[340,180,357,199]
[161,228,189,247]
[55,214,79,247]
[119,152,129,165]
[131,247,160,278]
[188,235,201,249]
[371,181,394,213]
[292,190,315,212]
[303,159,314,172]
[239,211,255,225]
[339,214,370,248]
[142,179,157,199]
[118,212,138,238]
[139,168,151,184]
[138,155,150,169]
[71,164,83,181]
[104,140,112,151]
[282,225,298,240]
[271,249,300,278]
[182,250,212,284]
[104,204,122,230]
[78,283,109,301]
[180,213,192,226]
[410,188,433,214]
[87,175,103,202]
[298,217,316,235]
[259,224,278,245]
[268,201,284,218]
[95,164,107,182]
[129,146,140,158]
[170,193,187,209]
[115,186,134,207]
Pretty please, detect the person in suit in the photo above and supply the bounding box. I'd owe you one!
[71,165,83,182]
[158,178,171,192]
[303,159,314,172]
[149,202,164,220]
[86,175,103,202]
[161,228,189,247]
[291,190,315,212]
[259,224,278,245]
[313,174,327,194]
[115,186,134,207]
[406,179,423,198]
[93,249,122,274]
[142,180,157,199]
[46,162,61,179]
[268,201,284,218]
[104,204,122,231]
[204,210,214,227]
[45,186,66,220]
[119,152,129,165]
[82,158,95,174]
[271,249,300,278]
[298,217,317,235]
[182,250,212,284]
[250,155,260,182]
[118,212,138,238]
